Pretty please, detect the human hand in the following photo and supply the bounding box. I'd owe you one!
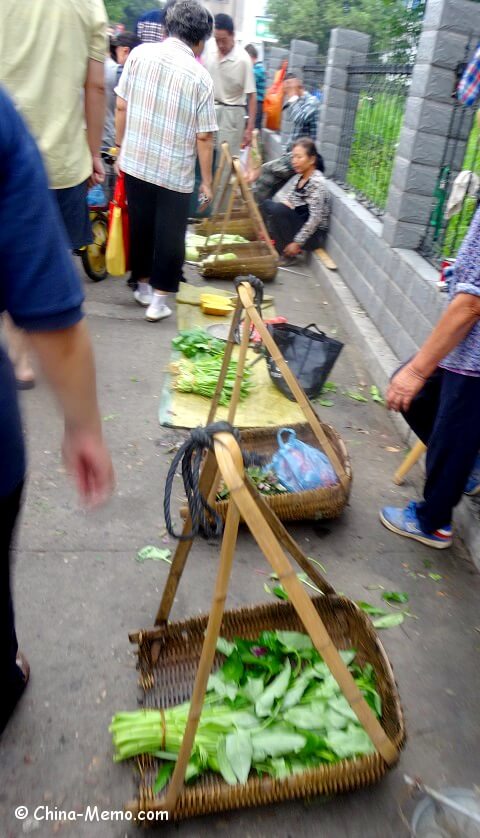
[387,363,427,413]
[198,182,212,212]
[90,155,105,187]
[241,128,252,149]
[62,427,115,508]
[284,242,301,258]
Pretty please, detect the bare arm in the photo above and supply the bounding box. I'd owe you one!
[387,293,480,412]
[115,96,127,148]
[84,58,106,184]
[28,320,114,506]
[196,132,214,205]
[242,92,257,147]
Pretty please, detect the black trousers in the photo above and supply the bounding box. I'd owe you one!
[403,368,480,531]
[260,200,326,254]
[124,174,191,293]
[0,481,24,733]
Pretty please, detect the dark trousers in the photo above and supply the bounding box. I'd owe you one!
[260,199,326,254]
[1,481,24,733]
[124,174,190,293]
[403,368,480,531]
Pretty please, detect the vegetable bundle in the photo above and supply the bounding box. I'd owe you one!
[172,329,226,359]
[110,630,381,793]
[170,357,252,405]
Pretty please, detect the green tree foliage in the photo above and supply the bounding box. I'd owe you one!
[266,0,425,60]
[104,0,159,29]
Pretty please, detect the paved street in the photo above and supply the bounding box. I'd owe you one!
[1,261,479,838]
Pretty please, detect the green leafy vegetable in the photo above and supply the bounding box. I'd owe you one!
[356,601,389,616]
[153,762,174,794]
[110,631,383,792]
[429,573,442,582]
[318,399,334,407]
[372,612,405,629]
[345,390,369,403]
[370,385,385,405]
[255,660,292,717]
[136,546,172,564]
[225,731,253,783]
[382,591,409,604]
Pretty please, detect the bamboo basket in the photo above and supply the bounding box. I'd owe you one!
[132,596,405,821]
[215,422,352,522]
[200,251,278,282]
[196,216,257,240]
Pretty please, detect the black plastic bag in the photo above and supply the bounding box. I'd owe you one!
[266,323,344,401]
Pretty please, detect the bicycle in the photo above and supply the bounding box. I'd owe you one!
[80,149,117,282]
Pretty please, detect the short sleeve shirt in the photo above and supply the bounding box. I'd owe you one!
[0,0,108,188]
[116,39,217,192]
[0,88,84,497]
[204,45,256,106]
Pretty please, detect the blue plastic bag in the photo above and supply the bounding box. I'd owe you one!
[268,428,338,493]
[87,184,106,207]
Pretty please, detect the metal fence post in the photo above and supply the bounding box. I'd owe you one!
[317,28,370,178]
[383,0,479,250]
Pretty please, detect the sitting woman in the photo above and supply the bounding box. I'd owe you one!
[260,137,331,265]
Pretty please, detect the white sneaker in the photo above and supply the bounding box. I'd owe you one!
[145,302,172,322]
[134,288,153,307]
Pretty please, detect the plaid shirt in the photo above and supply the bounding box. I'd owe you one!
[458,44,480,105]
[116,39,217,193]
[284,92,319,150]
[253,61,266,103]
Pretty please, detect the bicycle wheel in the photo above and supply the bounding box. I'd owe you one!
[81,214,108,281]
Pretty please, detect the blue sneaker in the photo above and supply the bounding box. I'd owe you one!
[464,453,480,496]
[379,501,452,549]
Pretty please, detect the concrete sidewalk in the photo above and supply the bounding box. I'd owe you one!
[1,262,479,838]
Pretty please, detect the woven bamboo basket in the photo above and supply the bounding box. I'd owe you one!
[196,216,257,240]
[132,596,405,821]
[214,422,352,522]
[200,253,278,282]
[199,241,271,257]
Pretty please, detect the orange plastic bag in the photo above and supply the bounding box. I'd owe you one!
[263,60,288,131]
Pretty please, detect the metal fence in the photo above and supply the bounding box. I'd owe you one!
[302,63,326,101]
[333,57,412,216]
[418,38,480,268]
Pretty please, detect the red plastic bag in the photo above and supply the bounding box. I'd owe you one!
[107,171,129,272]
[263,60,288,131]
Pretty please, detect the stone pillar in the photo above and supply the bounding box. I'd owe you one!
[317,28,370,178]
[383,0,478,249]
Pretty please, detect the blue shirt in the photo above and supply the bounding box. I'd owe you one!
[440,205,480,376]
[253,61,266,103]
[0,87,84,497]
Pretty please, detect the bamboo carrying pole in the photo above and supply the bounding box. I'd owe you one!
[152,430,397,817]
[236,282,349,493]
[393,440,426,485]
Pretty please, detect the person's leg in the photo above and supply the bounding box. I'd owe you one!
[0,481,27,734]
[416,370,480,531]
[124,174,156,305]
[2,315,35,389]
[145,187,190,322]
[260,200,303,254]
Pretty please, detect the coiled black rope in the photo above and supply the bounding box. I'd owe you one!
[164,422,267,541]
[234,275,264,344]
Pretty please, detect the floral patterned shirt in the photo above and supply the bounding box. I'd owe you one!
[283,170,331,246]
[440,205,480,376]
